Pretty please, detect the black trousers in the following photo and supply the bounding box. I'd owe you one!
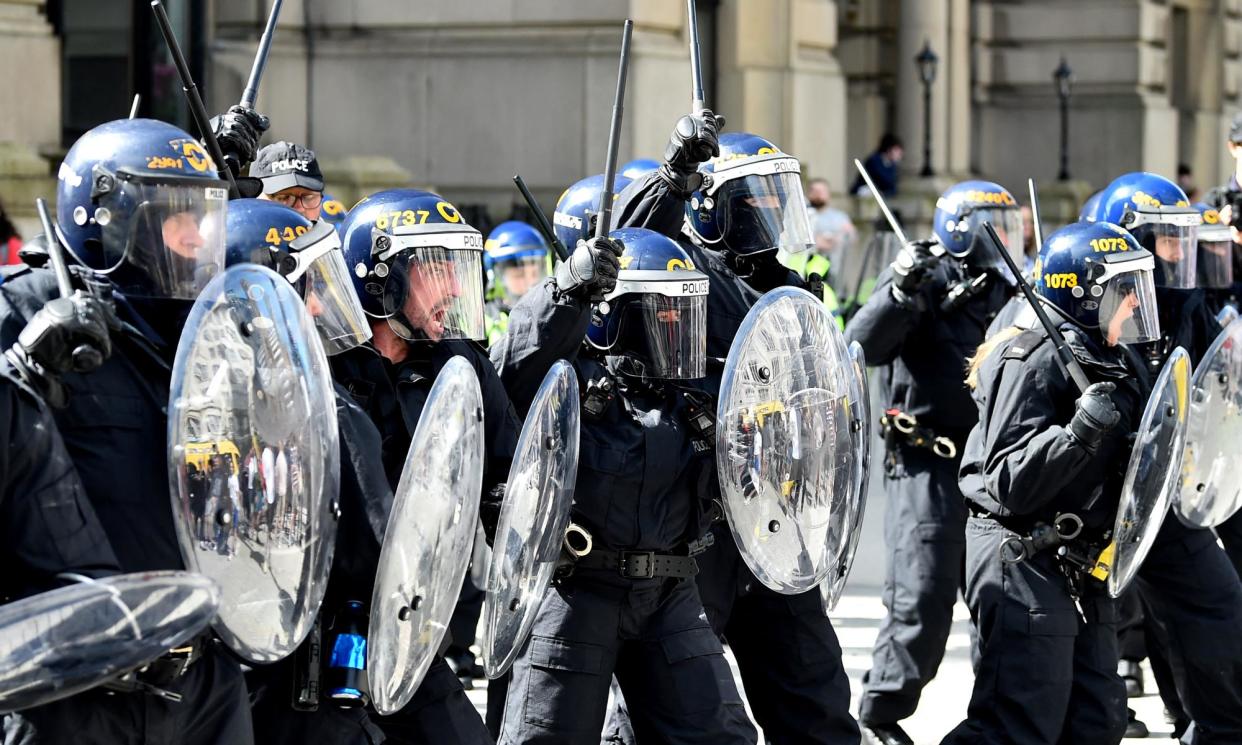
[940,517,1126,745]
[3,642,253,745]
[860,446,967,724]
[497,570,755,745]
[696,525,860,745]
[1137,518,1242,744]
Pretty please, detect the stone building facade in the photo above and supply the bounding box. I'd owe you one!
[3,0,1242,236]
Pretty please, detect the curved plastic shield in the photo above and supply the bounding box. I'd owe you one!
[0,572,218,713]
[822,341,871,612]
[1176,319,1242,527]
[1108,346,1191,598]
[368,356,485,715]
[168,264,340,663]
[1217,304,1239,328]
[840,230,901,306]
[480,361,580,679]
[717,286,861,594]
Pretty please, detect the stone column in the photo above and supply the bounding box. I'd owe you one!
[946,0,970,177]
[0,0,61,236]
[895,0,948,179]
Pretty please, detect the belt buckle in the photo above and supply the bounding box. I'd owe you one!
[619,551,656,580]
[165,644,195,678]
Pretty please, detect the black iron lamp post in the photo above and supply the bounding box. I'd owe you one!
[1054,56,1073,181]
[915,40,938,178]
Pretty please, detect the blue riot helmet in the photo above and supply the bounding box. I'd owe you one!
[1035,221,1161,347]
[1193,202,1233,289]
[320,193,349,235]
[1079,190,1103,222]
[587,227,709,380]
[340,189,486,342]
[484,221,549,305]
[56,118,229,300]
[221,198,370,354]
[620,158,660,180]
[1092,172,1201,289]
[685,132,814,258]
[552,173,633,251]
[932,181,1024,272]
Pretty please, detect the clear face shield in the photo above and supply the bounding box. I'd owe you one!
[96,170,229,299]
[286,221,372,355]
[1196,224,1234,289]
[709,158,814,256]
[957,207,1025,274]
[1094,254,1162,346]
[1127,208,1200,289]
[602,274,709,380]
[376,226,486,342]
[493,255,547,305]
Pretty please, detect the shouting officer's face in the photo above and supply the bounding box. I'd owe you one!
[401,259,462,341]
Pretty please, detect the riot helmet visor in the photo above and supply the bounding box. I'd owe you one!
[713,171,814,256]
[1096,256,1161,346]
[378,226,486,342]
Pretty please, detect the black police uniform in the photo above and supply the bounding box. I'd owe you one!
[1126,288,1242,744]
[0,267,253,745]
[247,384,393,745]
[330,338,520,745]
[610,173,860,745]
[941,324,1143,745]
[489,279,756,745]
[843,260,1011,727]
[0,362,120,601]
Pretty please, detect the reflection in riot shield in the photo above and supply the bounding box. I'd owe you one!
[717,286,863,593]
[1176,318,1242,527]
[1107,346,1191,598]
[368,356,485,716]
[480,361,580,679]
[822,341,870,612]
[168,264,340,664]
[0,572,218,713]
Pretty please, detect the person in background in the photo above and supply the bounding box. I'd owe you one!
[1020,204,1038,274]
[1178,163,1201,202]
[851,133,904,197]
[0,197,21,266]
[251,141,326,222]
[800,177,857,284]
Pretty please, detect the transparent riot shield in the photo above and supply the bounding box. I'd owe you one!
[1107,346,1191,598]
[822,341,871,612]
[168,264,339,664]
[840,228,901,312]
[717,286,863,594]
[368,356,485,715]
[0,572,218,713]
[1176,318,1242,527]
[479,361,579,679]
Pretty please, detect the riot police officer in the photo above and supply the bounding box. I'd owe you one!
[612,123,861,745]
[333,188,523,744]
[0,118,252,744]
[1090,173,1242,744]
[213,198,392,744]
[943,220,1153,745]
[844,181,1021,744]
[490,225,756,745]
[483,221,551,345]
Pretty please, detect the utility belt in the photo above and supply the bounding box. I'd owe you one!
[555,522,702,581]
[976,507,1113,599]
[103,634,209,702]
[881,409,961,460]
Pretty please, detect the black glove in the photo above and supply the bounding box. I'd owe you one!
[658,109,723,196]
[5,292,114,407]
[555,236,624,300]
[891,239,941,295]
[1067,382,1122,454]
[210,105,270,177]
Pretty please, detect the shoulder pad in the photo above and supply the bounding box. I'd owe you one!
[1001,329,1047,361]
[0,263,33,286]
